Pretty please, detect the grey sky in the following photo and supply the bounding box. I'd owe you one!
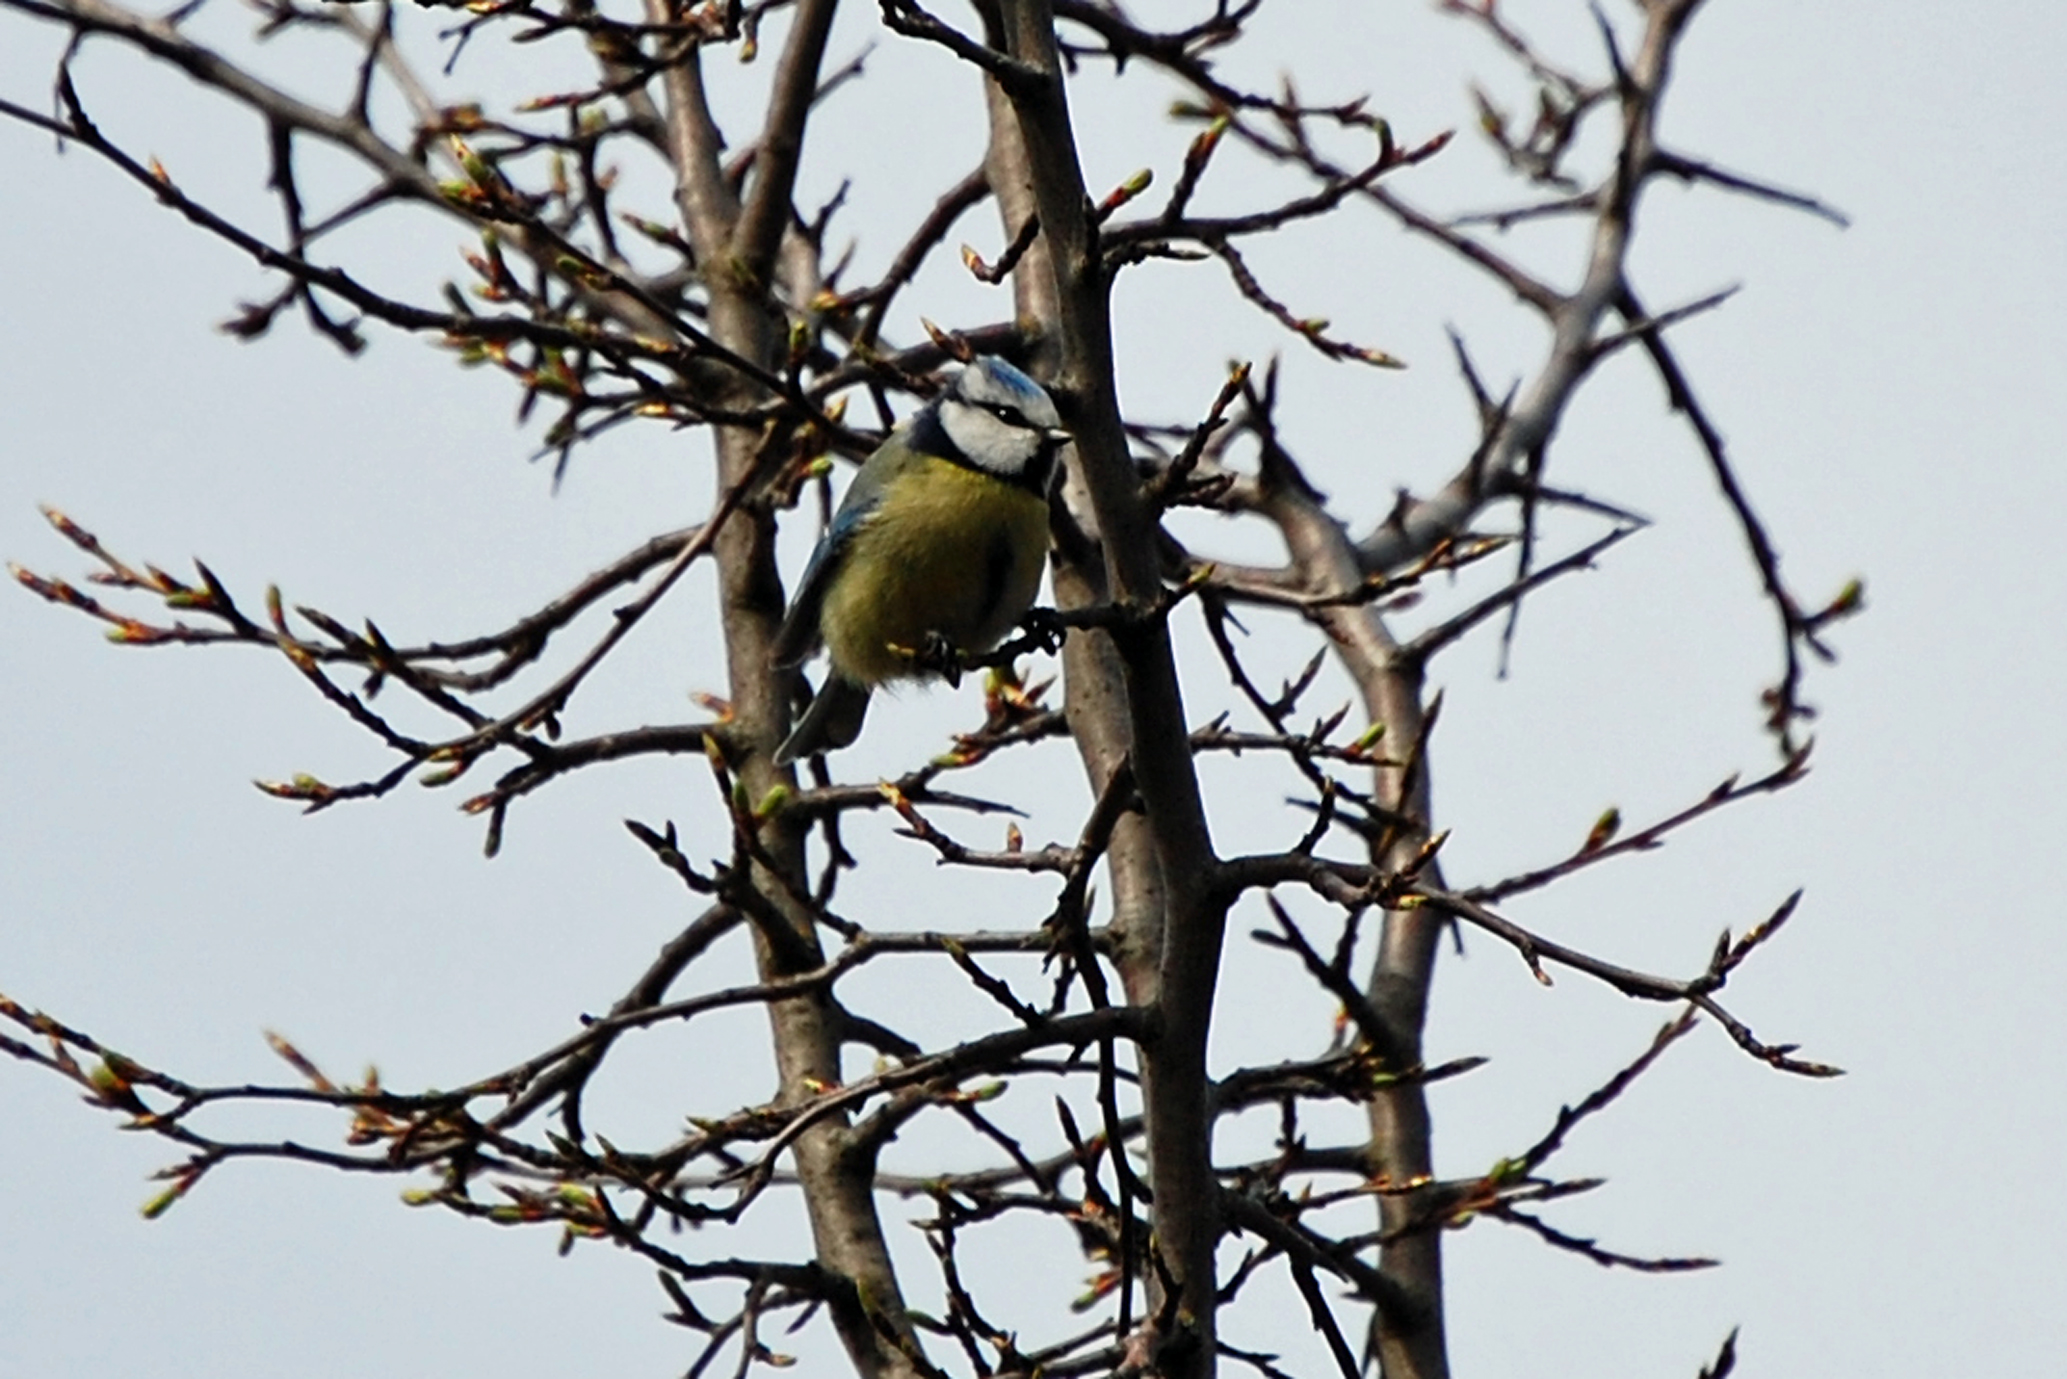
[3,2,2063,1375]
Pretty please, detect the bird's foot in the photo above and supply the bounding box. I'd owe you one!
[915,629,966,687]
[1018,606,1068,655]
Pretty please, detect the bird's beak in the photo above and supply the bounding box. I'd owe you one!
[1045,427,1074,444]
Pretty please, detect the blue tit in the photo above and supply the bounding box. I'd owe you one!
[772,356,1071,764]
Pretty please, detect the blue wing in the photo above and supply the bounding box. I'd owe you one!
[772,467,885,668]
[774,411,949,669]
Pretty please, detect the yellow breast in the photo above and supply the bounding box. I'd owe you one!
[819,458,1049,686]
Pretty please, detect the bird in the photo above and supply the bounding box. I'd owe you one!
[772,356,1071,765]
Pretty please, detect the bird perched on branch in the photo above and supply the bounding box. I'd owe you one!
[773,356,1071,765]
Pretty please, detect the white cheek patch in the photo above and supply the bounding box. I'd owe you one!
[940,400,1038,475]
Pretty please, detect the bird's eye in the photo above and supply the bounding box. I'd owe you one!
[983,403,1022,424]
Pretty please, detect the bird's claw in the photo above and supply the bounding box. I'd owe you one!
[917,629,965,687]
[1019,606,1067,655]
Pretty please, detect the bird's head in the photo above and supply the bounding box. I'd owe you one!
[936,356,1072,486]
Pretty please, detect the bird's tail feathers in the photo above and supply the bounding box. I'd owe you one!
[774,675,872,765]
